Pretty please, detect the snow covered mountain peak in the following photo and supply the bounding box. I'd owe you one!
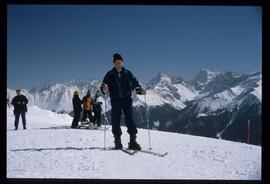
[6,69,262,145]
[133,72,198,109]
[63,79,88,86]
[158,72,171,80]
[147,72,172,88]
[191,70,261,110]
[198,68,219,77]
[223,71,241,79]
[7,70,261,116]
[192,68,220,90]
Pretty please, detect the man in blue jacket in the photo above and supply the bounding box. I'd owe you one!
[101,53,146,150]
[11,89,28,130]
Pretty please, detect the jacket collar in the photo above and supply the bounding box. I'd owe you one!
[112,67,126,74]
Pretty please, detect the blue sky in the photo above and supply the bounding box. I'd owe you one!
[7,5,262,90]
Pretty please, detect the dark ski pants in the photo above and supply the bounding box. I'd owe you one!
[14,110,26,128]
[110,96,138,137]
[71,112,81,128]
[93,111,101,126]
[82,110,93,122]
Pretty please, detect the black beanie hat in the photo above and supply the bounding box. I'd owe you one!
[113,53,123,62]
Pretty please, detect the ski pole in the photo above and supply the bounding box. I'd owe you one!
[144,94,152,150]
[103,92,108,150]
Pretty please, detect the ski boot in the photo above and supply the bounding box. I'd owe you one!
[128,134,141,150]
[114,136,123,150]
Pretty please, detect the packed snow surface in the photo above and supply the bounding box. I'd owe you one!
[7,106,261,180]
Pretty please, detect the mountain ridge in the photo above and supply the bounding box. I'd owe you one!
[7,69,262,144]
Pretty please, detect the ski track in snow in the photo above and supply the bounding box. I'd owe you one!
[7,106,261,180]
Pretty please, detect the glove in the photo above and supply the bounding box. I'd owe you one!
[134,87,146,95]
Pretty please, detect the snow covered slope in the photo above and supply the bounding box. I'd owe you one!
[7,106,261,180]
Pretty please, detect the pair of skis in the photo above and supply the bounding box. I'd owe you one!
[120,148,168,157]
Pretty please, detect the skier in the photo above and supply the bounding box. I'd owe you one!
[82,90,94,124]
[71,91,82,128]
[101,53,146,150]
[93,90,103,127]
[11,89,28,130]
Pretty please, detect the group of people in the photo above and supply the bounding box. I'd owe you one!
[9,53,146,150]
[71,89,103,129]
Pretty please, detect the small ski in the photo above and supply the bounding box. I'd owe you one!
[77,125,109,130]
[105,147,137,155]
[137,149,168,157]
[121,148,138,155]
[78,127,109,131]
